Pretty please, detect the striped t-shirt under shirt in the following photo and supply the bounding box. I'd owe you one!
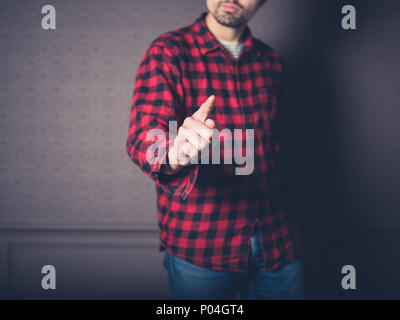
[216,37,244,59]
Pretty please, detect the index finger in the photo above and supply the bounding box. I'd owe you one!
[192,95,216,123]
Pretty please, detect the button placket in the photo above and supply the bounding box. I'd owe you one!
[233,58,247,129]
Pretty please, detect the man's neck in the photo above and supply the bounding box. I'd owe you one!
[205,12,246,42]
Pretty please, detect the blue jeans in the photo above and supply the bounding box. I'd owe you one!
[162,224,306,300]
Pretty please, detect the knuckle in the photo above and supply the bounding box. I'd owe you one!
[178,126,185,136]
[181,142,189,152]
[188,116,196,124]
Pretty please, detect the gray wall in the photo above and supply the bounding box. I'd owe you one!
[0,0,399,299]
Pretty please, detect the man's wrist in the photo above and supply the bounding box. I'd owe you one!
[160,147,183,175]
[160,163,182,175]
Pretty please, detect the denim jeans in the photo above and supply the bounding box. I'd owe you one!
[162,224,306,300]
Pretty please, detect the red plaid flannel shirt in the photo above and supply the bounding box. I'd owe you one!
[126,12,304,272]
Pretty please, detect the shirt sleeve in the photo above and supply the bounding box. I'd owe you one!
[125,39,199,200]
[274,55,286,154]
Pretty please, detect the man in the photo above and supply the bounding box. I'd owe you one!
[126,0,305,299]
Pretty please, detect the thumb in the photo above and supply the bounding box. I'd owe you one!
[193,95,216,123]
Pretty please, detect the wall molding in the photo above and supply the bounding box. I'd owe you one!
[0,224,164,299]
[0,223,158,232]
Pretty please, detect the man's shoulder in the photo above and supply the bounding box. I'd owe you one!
[147,21,196,56]
[253,37,283,62]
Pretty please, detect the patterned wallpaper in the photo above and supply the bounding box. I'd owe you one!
[0,0,399,230]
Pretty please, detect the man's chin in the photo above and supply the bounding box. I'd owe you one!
[216,18,244,28]
[214,13,244,28]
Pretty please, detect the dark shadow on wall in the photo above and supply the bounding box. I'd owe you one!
[279,0,400,299]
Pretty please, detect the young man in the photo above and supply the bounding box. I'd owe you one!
[126,0,305,299]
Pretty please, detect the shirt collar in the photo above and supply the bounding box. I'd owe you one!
[192,11,261,57]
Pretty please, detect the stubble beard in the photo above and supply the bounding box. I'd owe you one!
[212,4,246,28]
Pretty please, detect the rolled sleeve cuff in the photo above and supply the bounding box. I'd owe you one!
[150,136,199,200]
